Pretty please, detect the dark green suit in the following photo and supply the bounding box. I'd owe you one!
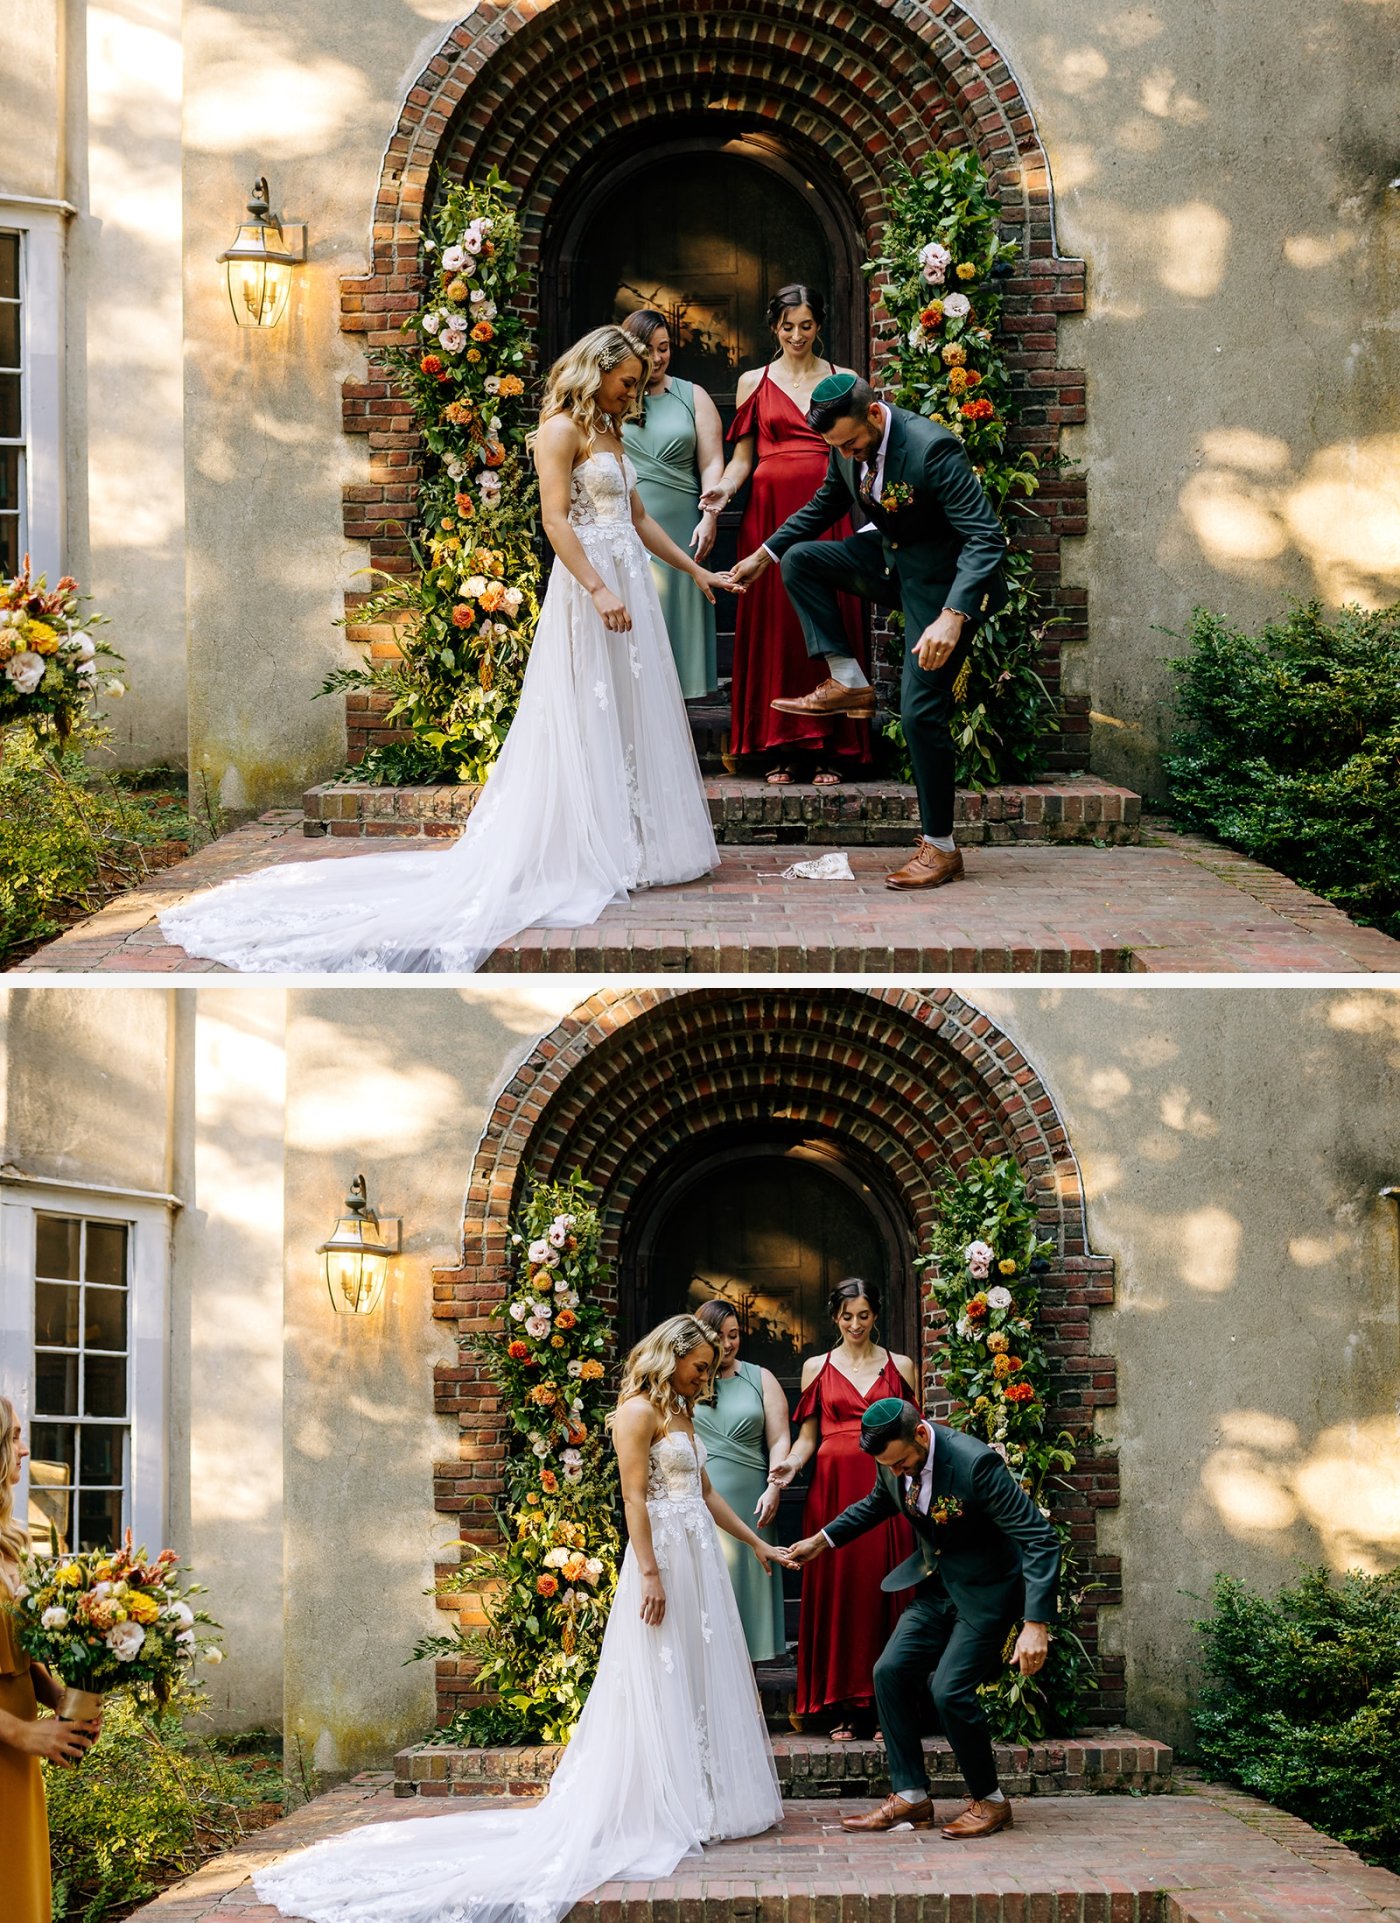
[764,406,1008,838]
[824,1422,1059,1801]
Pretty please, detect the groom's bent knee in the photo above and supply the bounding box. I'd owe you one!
[779,541,827,588]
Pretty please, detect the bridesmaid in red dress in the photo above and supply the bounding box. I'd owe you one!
[702,286,871,784]
[771,1279,918,1738]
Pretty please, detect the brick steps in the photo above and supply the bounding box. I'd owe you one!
[303,772,1141,847]
[393,1729,1173,1801]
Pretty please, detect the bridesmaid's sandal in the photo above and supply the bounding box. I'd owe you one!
[765,764,801,785]
[829,1721,856,1741]
[812,766,843,786]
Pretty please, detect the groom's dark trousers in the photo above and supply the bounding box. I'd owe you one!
[822,1423,1061,1804]
[779,528,973,841]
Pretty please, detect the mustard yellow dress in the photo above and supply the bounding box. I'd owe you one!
[0,1602,51,1923]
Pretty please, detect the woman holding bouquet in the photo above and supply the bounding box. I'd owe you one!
[0,1399,101,1923]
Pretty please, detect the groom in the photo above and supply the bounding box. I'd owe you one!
[790,1397,1059,1838]
[731,375,1008,891]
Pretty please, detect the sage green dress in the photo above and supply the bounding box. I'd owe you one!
[622,378,718,699]
[693,1359,787,1662]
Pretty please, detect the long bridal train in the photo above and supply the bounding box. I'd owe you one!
[253,1431,783,1923]
[158,453,718,973]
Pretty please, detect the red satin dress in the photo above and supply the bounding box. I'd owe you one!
[727,368,871,764]
[792,1352,918,1720]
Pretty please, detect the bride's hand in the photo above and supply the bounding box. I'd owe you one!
[754,1541,796,1574]
[639,1571,666,1625]
[590,583,631,632]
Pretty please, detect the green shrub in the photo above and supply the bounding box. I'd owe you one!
[1194,1567,1400,1871]
[1164,601,1400,937]
[44,1691,282,1923]
[0,729,187,966]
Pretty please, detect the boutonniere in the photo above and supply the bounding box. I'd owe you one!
[880,481,914,513]
[928,1496,963,1526]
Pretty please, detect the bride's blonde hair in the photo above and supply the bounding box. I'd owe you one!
[531,325,646,457]
[610,1314,718,1435]
[0,1398,29,1577]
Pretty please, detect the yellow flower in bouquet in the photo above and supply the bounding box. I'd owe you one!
[125,1590,161,1625]
[25,621,60,656]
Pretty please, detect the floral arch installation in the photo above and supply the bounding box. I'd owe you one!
[431,987,1123,1728]
[341,0,1089,755]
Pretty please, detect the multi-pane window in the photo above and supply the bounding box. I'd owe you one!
[29,1211,131,1554]
[0,231,21,575]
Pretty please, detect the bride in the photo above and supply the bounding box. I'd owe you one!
[254,1315,792,1923]
[159,329,731,973]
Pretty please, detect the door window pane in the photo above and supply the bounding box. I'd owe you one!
[0,371,18,438]
[78,1489,124,1550]
[84,1285,128,1351]
[84,1354,128,1418]
[0,302,18,369]
[31,1421,76,1481]
[85,1222,129,1288]
[79,1426,125,1487]
[0,233,18,300]
[34,1280,81,1346]
[36,1214,81,1280]
[34,1352,79,1416]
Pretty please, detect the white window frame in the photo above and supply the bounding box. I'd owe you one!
[0,197,70,579]
[0,1174,177,1553]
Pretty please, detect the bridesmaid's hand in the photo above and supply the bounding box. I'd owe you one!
[690,511,718,562]
[590,582,632,632]
[754,1483,781,1529]
[20,1715,99,1766]
[766,1458,798,1489]
[639,1570,667,1626]
[698,484,730,514]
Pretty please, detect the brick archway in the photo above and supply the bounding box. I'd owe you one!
[431,988,1123,1728]
[341,1,1088,761]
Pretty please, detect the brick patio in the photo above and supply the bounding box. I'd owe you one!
[14,811,1400,974]
[120,1774,1400,1923]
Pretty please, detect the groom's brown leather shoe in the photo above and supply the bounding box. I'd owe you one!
[840,1793,935,1832]
[885,841,964,890]
[770,680,876,718]
[941,1797,1014,1838]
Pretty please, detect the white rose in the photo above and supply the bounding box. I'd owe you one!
[562,1449,582,1467]
[535,1299,553,1319]
[446,457,467,480]
[548,1225,568,1248]
[986,1286,1013,1311]
[564,1292,579,1310]
[462,231,483,255]
[441,245,467,271]
[203,1647,224,1666]
[509,1300,527,1321]
[477,217,494,235]
[106,1620,146,1662]
[439,329,468,355]
[563,1466,583,1484]
[483,302,497,321]
[93,1581,114,1600]
[41,1606,69,1629]
[919,241,952,284]
[4,651,45,694]
[528,1239,550,1263]
[163,1600,195,1629]
[567,1359,583,1378]
[544,1547,570,1568]
[470,288,486,305]
[553,1276,569,1295]
[463,576,489,598]
[484,375,501,394]
[422,312,442,334]
[532,1440,550,1459]
[585,1558,604,1580]
[104,679,126,699]
[60,633,96,661]
[175,1628,196,1655]
[942,292,971,319]
[502,588,524,617]
[525,1316,550,1337]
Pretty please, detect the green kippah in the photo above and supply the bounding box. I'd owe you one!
[811,371,858,405]
[861,1396,908,1436]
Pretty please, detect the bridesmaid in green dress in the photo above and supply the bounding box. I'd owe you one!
[621,310,723,699]
[693,1299,791,1663]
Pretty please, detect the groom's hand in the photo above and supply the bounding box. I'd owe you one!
[914,607,966,672]
[1010,1621,1049,1677]
[789,1533,828,1565]
[730,549,772,588]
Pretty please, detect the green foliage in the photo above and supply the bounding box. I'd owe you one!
[1195,1568,1400,1872]
[325,171,543,784]
[44,1689,280,1923]
[920,1155,1099,1741]
[419,1175,622,1745]
[865,150,1061,786]
[1164,600,1400,937]
[0,729,185,966]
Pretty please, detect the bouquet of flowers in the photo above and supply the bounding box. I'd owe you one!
[0,557,125,744]
[8,1532,221,1719]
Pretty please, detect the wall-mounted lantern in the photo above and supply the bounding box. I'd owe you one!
[218,176,306,328]
[318,1174,400,1315]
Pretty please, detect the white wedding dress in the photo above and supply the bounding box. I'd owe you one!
[159,453,718,972]
[253,1429,784,1923]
